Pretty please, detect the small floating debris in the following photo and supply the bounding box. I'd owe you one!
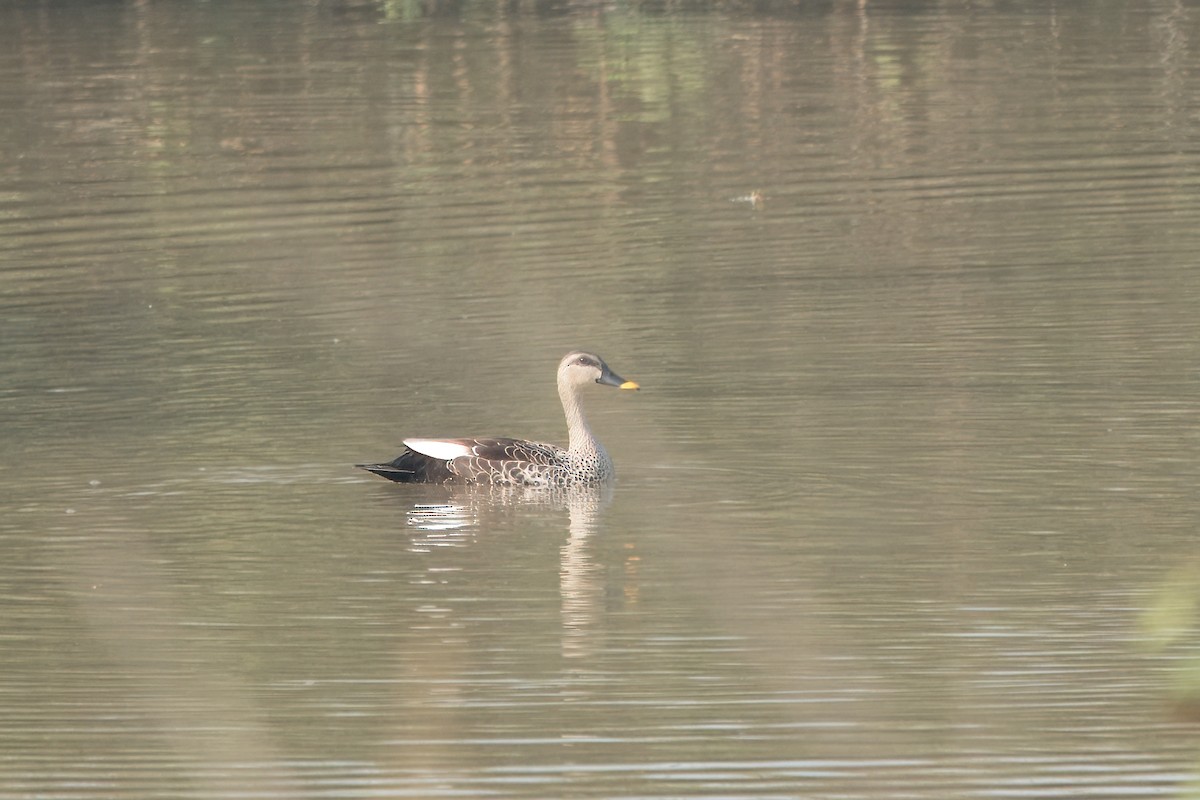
[730,190,765,210]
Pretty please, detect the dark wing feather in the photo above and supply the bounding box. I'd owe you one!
[356,449,457,483]
[456,438,564,465]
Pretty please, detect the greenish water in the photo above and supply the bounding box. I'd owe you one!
[4,1,1200,797]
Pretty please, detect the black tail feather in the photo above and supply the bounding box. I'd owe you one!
[357,449,455,484]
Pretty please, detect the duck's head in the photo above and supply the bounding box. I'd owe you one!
[559,351,639,391]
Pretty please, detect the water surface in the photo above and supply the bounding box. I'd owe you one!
[4,1,1200,797]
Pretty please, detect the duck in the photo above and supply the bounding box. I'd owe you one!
[358,351,639,486]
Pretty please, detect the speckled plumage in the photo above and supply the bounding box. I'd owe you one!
[358,352,638,487]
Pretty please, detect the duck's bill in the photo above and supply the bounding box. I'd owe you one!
[598,369,639,390]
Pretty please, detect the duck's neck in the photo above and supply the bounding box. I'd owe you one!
[560,382,600,456]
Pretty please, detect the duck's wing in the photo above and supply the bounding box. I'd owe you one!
[406,437,567,485]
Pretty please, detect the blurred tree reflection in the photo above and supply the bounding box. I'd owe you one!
[1143,562,1200,717]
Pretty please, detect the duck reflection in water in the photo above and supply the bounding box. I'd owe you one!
[400,482,614,659]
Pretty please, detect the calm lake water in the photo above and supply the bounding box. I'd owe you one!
[5,0,1200,797]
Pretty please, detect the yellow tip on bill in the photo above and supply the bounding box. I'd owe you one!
[620,381,640,390]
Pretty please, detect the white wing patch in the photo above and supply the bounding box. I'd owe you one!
[404,438,474,461]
